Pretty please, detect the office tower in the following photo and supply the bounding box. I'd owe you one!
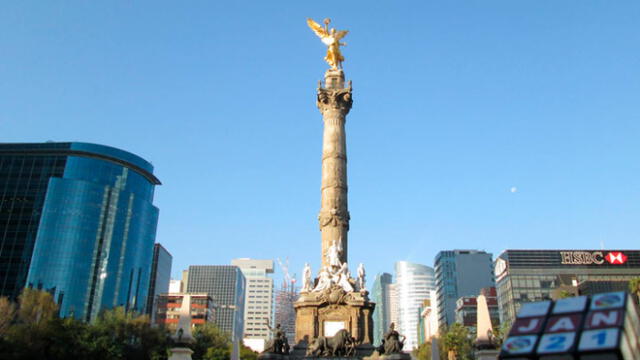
[388,283,399,328]
[155,293,216,330]
[231,259,275,352]
[454,287,500,329]
[371,272,393,345]
[1,142,160,321]
[417,290,438,345]
[186,265,246,341]
[434,250,495,327]
[495,249,640,325]
[145,243,173,318]
[395,261,435,351]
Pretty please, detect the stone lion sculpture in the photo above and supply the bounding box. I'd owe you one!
[306,329,355,357]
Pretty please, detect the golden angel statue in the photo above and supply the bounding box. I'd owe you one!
[307,18,348,69]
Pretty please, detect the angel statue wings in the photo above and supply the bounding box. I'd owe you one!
[307,18,348,69]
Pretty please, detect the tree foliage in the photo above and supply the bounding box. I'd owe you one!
[629,277,640,304]
[412,340,434,360]
[0,289,239,360]
[192,323,232,360]
[441,324,473,360]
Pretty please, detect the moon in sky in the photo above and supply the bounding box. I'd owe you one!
[510,187,518,193]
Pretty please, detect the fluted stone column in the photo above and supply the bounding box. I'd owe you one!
[317,69,352,268]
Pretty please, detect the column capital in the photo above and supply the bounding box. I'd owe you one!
[317,85,353,115]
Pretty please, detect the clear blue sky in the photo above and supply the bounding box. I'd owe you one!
[2,1,639,285]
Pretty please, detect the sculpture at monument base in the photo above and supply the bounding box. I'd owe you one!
[260,321,291,359]
[306,329,356,357]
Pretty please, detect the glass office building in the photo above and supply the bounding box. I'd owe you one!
[434,250,495,327]
[495,249,640,325]
[186,265,246,341]
[370,272,393,346]
[395,261,435,351]
[0,142,160,321]
[146,243,173,318]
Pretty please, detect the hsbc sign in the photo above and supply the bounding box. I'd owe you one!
[605,252,627,265]
[560,251,628,265]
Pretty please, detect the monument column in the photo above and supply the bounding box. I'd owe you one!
[317,69,352,268]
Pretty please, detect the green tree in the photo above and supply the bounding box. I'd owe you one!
[239,344,258,360]
[86,307,169,360]
[413,341,433,360]
[192,323,232,360]
[629,277,640,304]
[441,324,473,360]
[1,289,93,360]
[491,321,512,347]
[17,287,58,326]
[0,296,16,336]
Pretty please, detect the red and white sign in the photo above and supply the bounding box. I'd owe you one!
[604,251,627,265]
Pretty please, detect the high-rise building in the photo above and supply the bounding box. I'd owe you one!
[417,290,438,345]
[395,261,435,351]
[146,243,173,318]
[388,282,399,327]
[495,249,640,325]
[0,142,160,321]
[434,250,495,328]
[371,272,393,346]
[155,293,217,331]
[454,287,500,330]
[186,265,246,341]
[231,259,275,352]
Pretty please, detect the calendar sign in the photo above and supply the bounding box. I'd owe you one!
[499,292,640,359]
[578,328,619,351]
[537,332,576,354]
[501,335,537,355]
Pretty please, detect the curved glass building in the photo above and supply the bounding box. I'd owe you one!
[394,261,435,351]
[0,142,160,321]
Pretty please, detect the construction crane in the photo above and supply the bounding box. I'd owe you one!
[276,257,297,293]
[275,257,299,340]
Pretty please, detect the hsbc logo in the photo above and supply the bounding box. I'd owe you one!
[605,252,627,265]
[560,251,628,265]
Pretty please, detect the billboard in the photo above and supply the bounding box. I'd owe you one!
[499,292,640,359]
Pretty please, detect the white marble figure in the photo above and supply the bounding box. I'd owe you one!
[313,266,333,292]
[302,263,312,292]
[336,262,354,292]
[326,239,342,268]
[357,263,366,291]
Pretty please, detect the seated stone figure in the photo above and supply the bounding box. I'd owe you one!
[263,322,288,354]
[382,323,405,354]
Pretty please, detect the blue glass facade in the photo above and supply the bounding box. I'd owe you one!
[145,243,173,317]
[434,250,495,328]
[371,272,392,346]
[186,265,246,341]
[0,142,160,322]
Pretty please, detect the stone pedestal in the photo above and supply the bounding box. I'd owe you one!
[474,349,499,360]
[169,347,194,360]
[258,354,287,360]
[294,287,374,347]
